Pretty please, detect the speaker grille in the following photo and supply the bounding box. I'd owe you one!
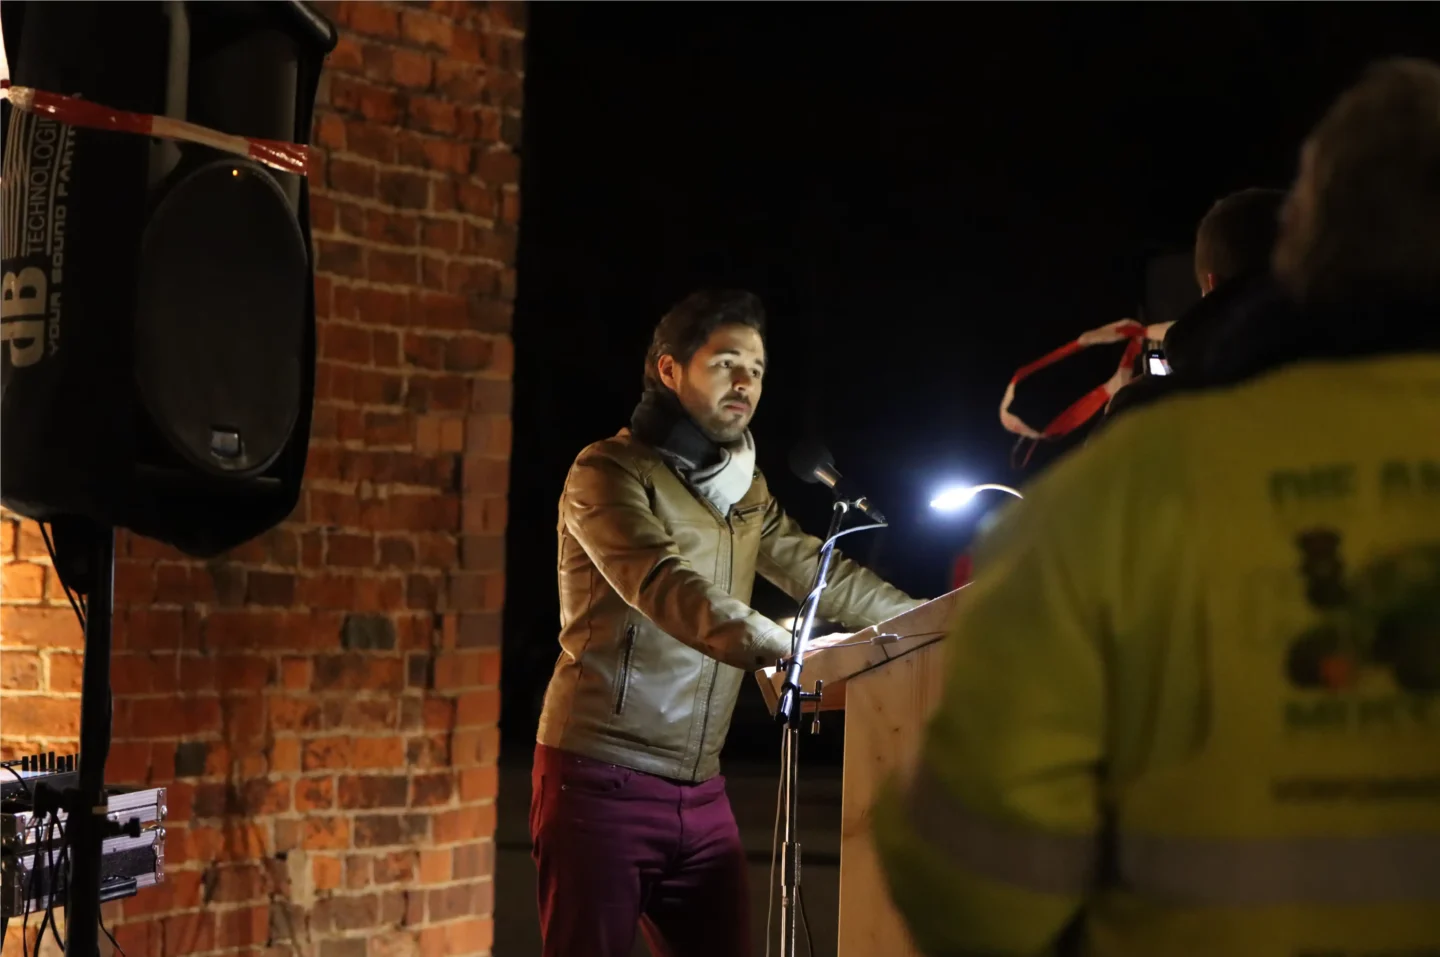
[135,158,307,478]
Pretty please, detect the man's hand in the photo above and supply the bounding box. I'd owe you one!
[802,630,862,652]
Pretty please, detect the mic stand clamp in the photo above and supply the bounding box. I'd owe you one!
[774,497,872,957]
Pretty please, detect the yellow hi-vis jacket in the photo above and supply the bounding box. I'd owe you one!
[872,355,1440,957]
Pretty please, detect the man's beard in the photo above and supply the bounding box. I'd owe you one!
[682,390,751,444]
[699,413,749,444]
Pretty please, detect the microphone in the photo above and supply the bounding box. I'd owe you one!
[788,438,888,524]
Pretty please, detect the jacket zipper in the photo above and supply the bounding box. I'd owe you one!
[693,512,735,777]
[614,624,637,715]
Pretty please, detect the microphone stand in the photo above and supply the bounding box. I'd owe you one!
[774,497,879,957]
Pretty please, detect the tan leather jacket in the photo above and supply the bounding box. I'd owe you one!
[537,430,921,783]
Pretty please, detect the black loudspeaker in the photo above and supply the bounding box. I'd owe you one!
[0,1,336,557]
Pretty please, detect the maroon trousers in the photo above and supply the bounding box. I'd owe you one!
[530,744,752,957]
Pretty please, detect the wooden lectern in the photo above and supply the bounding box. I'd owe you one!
[756,588,966,957]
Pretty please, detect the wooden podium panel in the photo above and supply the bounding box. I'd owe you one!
[754,589,964,957]
[837,638,947,957]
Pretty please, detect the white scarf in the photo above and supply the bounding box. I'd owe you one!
[684,430,756,515]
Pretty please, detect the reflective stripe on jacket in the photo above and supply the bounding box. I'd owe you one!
[872,355,1440,957]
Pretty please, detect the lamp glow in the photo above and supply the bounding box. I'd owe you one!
[930,483,1023,512]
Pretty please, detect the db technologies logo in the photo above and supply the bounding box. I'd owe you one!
[2,109,73,372]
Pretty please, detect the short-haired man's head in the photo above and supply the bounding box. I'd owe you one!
[1193,188,1286,294]
[644,290,768,443]
[1274,57,1440,308]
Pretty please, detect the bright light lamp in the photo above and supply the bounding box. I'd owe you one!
[930,483,1023,512]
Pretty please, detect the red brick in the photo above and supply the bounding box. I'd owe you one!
[457,104,503,143]
[271,736,301,773]
[434,60,486,101]
[391,48,435,89]
[2,560,46,599]
[366,209,419,246]
[309,489,364,527]
[474,148,519,187]
[1,649,41,689]
[318,238,367,278]
[455,688,500,728]
[347,2,399,39]
[0,518,14,558]
[443,917,494,955]
[459,765,499,803]
[470,378,513,415]
[491,0,526,31]
[322,321,374,364]
[298,572,357,610]
[303,735,353,771]
[217,904,269,948]
[351,735,406,769]
[433,804,495,844]
[455,180,497,218]
[313,656,405,694]
[345,853,374,890]
[105,741,152,786]
[476,414,513,456]
[419,847,450,884]
[1,605,84,649]
[378,536,418,569]
[373,850,417,885]
[282,657,312,690]
[378,170,431,210]
[148,742,175,784]
[370,249,419,285]
[163,911,216,955]
[303,815,351,851]
[123,866,203,917]
[120,606,190,651]
[450,25,483,63]
[401,9,453,49]
[421,217,462,253]
[115,696,221,740]
[221,695,268,746]
[14,519,53,561]
[3,695,79,737]
[373,329,402,367]
[464,223,516,262]
[326,533,375,567]
[295,775,335,812]
[357,575,408,613]
[339,774,409,809]
[313,854,343,891]
[404,331,448,369]
[344,119,398,163]
[315,112,347,149]
[113,921,161,955]
[411,772,454,807]
[47,652,83,693]
[407,96,459,134]
[329,157,378,198]
[270,695,324,733]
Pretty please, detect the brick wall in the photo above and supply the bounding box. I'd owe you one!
[0,2,523,955]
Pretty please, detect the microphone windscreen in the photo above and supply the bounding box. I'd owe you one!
[788,437,834,483]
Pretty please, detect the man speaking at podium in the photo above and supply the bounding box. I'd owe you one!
[531,290,919,957]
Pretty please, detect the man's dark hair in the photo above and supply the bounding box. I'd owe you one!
[643,290,767,391]
[1193,188,1287,290]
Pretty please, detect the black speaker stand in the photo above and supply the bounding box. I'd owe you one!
[57,521,115,957]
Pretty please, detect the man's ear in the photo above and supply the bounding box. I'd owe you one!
[657,354,681,391]
[1203,272,1218,296]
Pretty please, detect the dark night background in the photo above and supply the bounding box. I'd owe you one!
[498,3,1440,763]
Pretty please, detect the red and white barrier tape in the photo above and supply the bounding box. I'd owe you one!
[1,80,311,176]
[1000,317,1173,463]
